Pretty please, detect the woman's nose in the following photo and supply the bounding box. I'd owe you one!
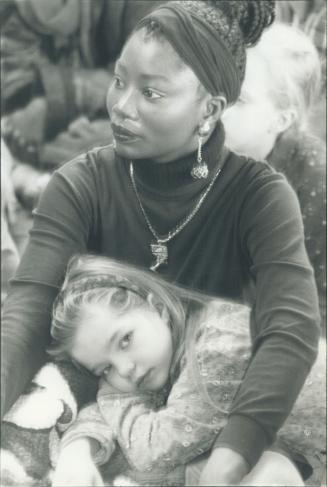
[112,89,138,121]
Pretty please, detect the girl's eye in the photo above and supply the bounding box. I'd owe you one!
[120,332,133,350]
[143,88,162,100]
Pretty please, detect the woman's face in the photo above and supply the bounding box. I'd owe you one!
[71,303,173,393]
[107,29,206,163]
[222,51,281,160]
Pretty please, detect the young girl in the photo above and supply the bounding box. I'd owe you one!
[47,254,252,486]
[222,23,326,328]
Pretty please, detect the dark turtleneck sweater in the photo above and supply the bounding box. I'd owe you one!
[1,125,320,469]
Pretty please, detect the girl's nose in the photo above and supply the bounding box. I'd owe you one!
[117,358,135,379]
[112,89,138,121]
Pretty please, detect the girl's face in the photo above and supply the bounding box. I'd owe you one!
[106,29,206,163]
[222,51,281,160]
[71,303,173,393]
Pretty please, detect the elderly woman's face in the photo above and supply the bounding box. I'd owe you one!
[107,30,205,162]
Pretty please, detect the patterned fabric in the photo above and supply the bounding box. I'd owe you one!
[1,361,97,486]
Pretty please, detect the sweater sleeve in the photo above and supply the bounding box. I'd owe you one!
[214,172,321,468]
[92,374,220,472]
[59,403,116,467]
[1,156,98,419]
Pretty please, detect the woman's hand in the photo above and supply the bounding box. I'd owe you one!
[198,447,249,486]
[52,438,104,487]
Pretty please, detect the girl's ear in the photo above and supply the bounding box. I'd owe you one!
[275,109,297,134]
[160,306,170,324]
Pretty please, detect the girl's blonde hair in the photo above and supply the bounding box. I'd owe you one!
[252,22,321,129]
[49,254,211,379]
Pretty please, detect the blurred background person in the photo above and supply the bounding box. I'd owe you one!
[276,0,326,141]
[1,139,20,305]
[0,0,162,209]
[223,23,326,333]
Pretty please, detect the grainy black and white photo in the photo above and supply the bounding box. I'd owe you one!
[1,1,326,486]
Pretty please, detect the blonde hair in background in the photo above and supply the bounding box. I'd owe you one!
[251,22,321,130]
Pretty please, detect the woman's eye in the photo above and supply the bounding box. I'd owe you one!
[120,332,133,350]
[113,76,123,89]
[143,88,162,100]
[102,365,111,377]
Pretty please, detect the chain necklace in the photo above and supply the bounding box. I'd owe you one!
[129,161,223,271]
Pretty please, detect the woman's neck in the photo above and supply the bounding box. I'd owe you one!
[132,122,225,191]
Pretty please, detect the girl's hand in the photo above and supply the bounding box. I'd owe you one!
[198,447,249,486]
[52,438,104,487]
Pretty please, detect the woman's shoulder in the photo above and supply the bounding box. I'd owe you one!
[41,144,126,209]
[225,151,295,212]
[54,143,123,185]
[226,150,286,189]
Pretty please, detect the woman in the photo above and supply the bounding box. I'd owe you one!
[222,22,326,332]
[1,1,321,485]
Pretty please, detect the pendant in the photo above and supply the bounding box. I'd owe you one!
[150,242,168,271]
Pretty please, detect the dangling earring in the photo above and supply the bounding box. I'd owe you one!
[191,122,210,179]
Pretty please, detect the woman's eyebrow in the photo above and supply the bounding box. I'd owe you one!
[115,61,127,73]
[139,73,169,82]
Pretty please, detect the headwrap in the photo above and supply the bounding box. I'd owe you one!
[136,3,241,102]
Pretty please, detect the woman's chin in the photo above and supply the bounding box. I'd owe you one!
[114,142,142,160]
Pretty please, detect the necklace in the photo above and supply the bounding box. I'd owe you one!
[129,160,223,271]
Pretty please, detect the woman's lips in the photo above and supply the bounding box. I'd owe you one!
[111,123,140,142]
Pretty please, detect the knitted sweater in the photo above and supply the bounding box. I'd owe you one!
[1,125,320,469]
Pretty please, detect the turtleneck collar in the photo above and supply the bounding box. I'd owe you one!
[131,121,226,191]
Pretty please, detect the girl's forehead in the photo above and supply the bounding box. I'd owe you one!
[243,51,272,96]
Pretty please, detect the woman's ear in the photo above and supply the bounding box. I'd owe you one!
[204,95,227,125]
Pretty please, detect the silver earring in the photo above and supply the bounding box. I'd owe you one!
[191,123,210,179]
